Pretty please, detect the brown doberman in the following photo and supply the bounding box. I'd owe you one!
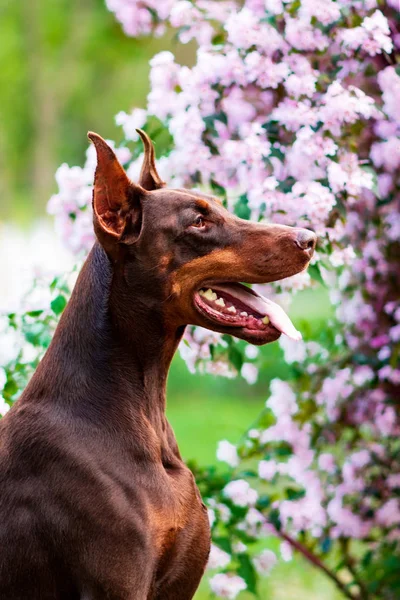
[0,130,316,599]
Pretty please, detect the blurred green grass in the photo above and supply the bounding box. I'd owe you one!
[166,287,341,599]
[0,0,195,223]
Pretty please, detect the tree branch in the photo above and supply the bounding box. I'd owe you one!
[340,539,370,600]
[277,529,361,600]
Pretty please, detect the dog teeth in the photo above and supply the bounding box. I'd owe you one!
[240,312,248,317]
[202,288,217,301]
[215,297,225,307]
[262,316,270,324]
[227,306,237,314]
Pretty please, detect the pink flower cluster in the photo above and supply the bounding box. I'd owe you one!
[107,0,234,44]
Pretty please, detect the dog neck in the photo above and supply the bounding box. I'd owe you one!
[23,243,184,434]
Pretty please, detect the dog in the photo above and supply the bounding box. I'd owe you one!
[0,129,316,599]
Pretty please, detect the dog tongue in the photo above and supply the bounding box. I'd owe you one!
[213,283,302,341]
[256,296,302,341]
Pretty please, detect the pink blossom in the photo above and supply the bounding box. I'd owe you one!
[299,0,341,25]
[388,474,400,489]
[208,544,231,570]
[370,137,400,173]
[378,66,400,123]
[271,98,318,132]
[223,480,258,507]
[217,441,239,468]
[318,453,336,474]
[115,108,147,140]
[258,460,278,481]
[285,17,329,51]
[253,549,277,576]
[280,541,293,562]
[328,153,374,196]
[320,83,377,136]
[267,379,298,417]
[241,363,259,384]
[209,573,247,599]
[376,499,400,528]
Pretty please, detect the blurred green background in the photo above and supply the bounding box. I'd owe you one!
[0,0,193,223]
[0,1,340,597]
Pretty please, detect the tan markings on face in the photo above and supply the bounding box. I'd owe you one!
[195,199,210,211]
[170,248,244,298]
[158,253,172,272]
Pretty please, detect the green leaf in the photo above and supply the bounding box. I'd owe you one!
[50,295,67,315]
[228,345,244,372]
[26,310,44,318]
[210,179,227,202]
[212,32,225,46]
[257,495,271,509]
[3,377,18,398]
[276,177,295,193]
[237,554,257,594]
[308,264,326,287]
[50,276,60,291]
[25,323,46,346]
[285,487,305,501]
[262,120,279,140]
[268,508,281,531]
[213,536,232,554]
[234,194,251,220]
[320,536,332,554]
[275,442,293,457]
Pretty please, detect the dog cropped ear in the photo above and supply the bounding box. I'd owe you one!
[136,129,166,191]
[88,132,145,243]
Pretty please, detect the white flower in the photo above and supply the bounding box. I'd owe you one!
[217,503,232,523]
[280,541,293,562]
[376,499,400,528]
[0,367,6,392]
[253,549,277,576]
[209,573,247,599]
[0,395,10,417]
[388,474,400,489]
[318,453,336,474]
[223,480,258,507]
[258,460,278,481]
[248,429,260,439]
[279,336,307,364]
[208,508,216,528]
[115,108,147,140]
[207,544,231,570]
[217,441,239,468]
[241,362,258,384]
[267,379,298,417]
[244,345,259,359]
[232,541,247,553]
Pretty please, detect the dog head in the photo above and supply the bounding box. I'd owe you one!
[89,131,316,345]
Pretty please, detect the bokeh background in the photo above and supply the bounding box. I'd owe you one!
[0,1,338,597]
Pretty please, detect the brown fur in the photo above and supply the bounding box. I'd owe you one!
[0,130,316,599]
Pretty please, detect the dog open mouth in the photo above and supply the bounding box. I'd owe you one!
[194,282,301,342]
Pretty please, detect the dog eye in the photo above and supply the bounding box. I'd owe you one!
[191,215,206,229]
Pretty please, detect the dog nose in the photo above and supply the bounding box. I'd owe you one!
[295,229,317,257]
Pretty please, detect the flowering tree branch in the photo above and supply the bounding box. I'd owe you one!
[277,529,361,600]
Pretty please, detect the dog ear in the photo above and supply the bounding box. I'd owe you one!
[88,132,145,243]
[136,129,166,191]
